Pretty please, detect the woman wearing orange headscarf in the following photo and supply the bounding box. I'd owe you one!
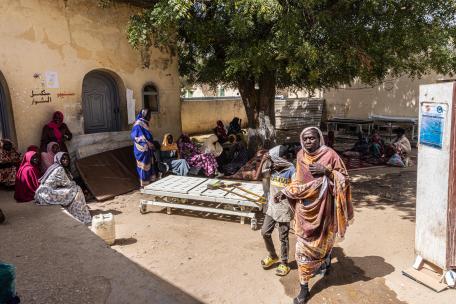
[277,127,353,304]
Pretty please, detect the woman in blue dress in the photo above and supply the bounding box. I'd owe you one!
[131,109,156,186]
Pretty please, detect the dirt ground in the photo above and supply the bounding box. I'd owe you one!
[1,166,455,303]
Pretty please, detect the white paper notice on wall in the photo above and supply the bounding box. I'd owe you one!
[126,88,135,124]
[45,71,59,88]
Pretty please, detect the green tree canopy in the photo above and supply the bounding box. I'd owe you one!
[122,0,456,132]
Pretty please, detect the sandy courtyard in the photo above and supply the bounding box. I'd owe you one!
[1,167,455,303]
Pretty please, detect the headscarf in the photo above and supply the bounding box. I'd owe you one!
[41,142,59,173]
[136,109,150,123]
[14,151,40,202]
[0,139,20,164]
[26,145,39,152]
[215,120,227,139]
[39,152,69,183]
[47,111,64,143]
[161,133,178,152]
[202,134,223,157]
[300,127,325,154]
[269,145,293,170]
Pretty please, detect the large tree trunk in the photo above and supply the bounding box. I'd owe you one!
[238,71,277,156]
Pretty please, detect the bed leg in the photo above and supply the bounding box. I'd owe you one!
[167,207,172,215]
[240,206,246,224]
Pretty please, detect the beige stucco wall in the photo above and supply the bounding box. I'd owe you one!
[324,74,449,119]
[0,0,181,151]
[181,98,247,135]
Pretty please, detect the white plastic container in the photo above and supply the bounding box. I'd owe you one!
[91,213,116,245]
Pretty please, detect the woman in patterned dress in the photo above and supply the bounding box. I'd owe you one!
[177,134,218,176]
[35,152,91,224]
[0,139,21,187]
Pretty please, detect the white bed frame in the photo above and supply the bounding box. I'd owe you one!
[140,175,264,230]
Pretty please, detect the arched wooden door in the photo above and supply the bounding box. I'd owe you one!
[0,71,15,140]
[82,71,120,134]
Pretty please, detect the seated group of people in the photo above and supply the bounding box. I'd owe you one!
[131,110,250,186]
[0,111,91,225]
[346,127,412,167]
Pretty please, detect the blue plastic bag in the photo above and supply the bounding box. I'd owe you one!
[387,153,405,167]
[0,262,16,303]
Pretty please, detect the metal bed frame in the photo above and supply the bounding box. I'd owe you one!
[140,175,264,230]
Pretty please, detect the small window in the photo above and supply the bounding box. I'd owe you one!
[143,84,159,112]
[218,86,225,97]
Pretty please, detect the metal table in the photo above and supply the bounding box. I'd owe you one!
[327,117,374,135]
[140,175,264,230]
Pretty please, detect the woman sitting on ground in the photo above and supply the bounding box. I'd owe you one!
[40,142,60,174]
[158,133,189,176]
[350,132,369,155]
[369,131,385,159]
[177,134,218,177]
[213,120,228,143]
[386,128,412,166]
[0,139,21,187]
[35,152,91,224]
[14,151,41,202]
[221,134,249,176]
[40,111,72,152]
[227,117,242,136]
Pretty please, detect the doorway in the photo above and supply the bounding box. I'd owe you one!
[82,71,121,134]
[0,71,15,141]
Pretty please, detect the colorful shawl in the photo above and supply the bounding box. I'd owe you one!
[161,133,178,152]
[14,151,40,202]
[40,142,58,173]
[177,134,198,160]
[177,134,218,176]
[39,152,69,183]
[131,110,155,182]
[47,111,64,143]
[214,120,228,142]
[0,140,21,165]
[282,127,353,241]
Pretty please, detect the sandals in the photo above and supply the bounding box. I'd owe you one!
[261,256,279,269]
[275,263,290,276]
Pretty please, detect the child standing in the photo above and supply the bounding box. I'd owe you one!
[260,145,295,276]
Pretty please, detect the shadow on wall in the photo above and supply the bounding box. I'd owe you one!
[0,197,202,304]
[324,75,444,119]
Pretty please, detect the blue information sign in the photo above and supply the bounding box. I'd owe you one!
[419,103,447,149]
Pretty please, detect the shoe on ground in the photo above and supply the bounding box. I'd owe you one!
[275,263,290,276]
[261,256,279,269]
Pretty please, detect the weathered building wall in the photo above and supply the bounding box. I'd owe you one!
[181,97,247,135]
[0,0,181,150]
[323,74,449,119]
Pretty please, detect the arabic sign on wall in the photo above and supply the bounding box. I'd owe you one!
[419,102,447,149]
